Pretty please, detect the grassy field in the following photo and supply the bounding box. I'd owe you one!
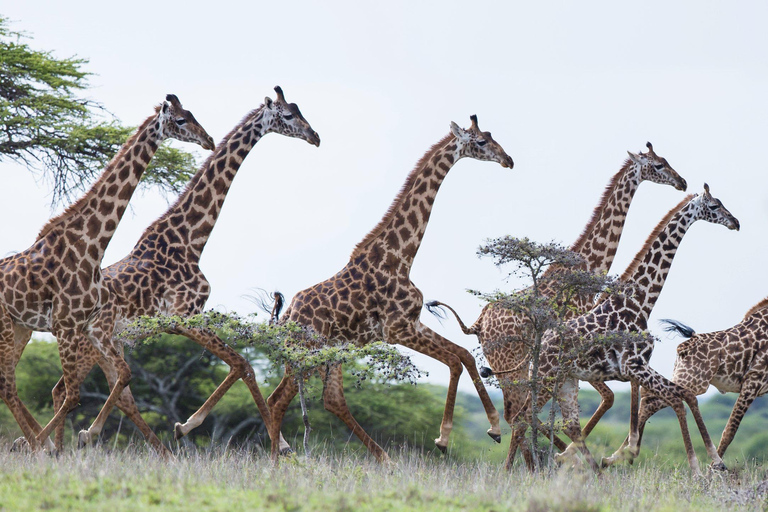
[0,445,767,512]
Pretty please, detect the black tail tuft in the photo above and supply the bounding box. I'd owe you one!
[270,292,285,325]
[479,366,495,378]
[660,319,695,339]
[425,300,447,322]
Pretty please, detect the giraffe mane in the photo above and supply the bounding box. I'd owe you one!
[36,106,162,240]
[138,104,266,239]
[570,159,633,253]
[620,194,695,281]
[350,133,454,259]
[743,297,768,320]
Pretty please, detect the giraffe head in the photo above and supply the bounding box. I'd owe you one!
[261,86,321,147]
[449,115,514,169]
[691,183,740,230]
[627,142,687,191]
[160,94,216,150]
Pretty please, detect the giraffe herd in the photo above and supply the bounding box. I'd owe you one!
[0,87,763,477]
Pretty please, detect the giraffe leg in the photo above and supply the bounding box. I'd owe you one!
[601,387,668,468]
[266,369,300,461]
[77,353,169,456]
[394,322,496,451]
[421,327,502,442]
[619,363,712,475]
[320,364,389,462]
[170,327,274,450]
[65,340,132,449]
[556,379,600,473]
[561,381,615,459]
[265,370,294,455]
[34,329,84,445]
[717,376,762,458]
[581,381,615,439]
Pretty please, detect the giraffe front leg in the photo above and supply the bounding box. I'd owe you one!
[169,327,273,448]
[393,322,477,451]
[716,375,762,460]
[556,379,600,474]
[75,343,132,449]
[34,330,83,446]
[267,368,299,461]
[602,392,665,468]
[621,362,704,475]
[427,327,502,443]
[320,364,390,462]
[563,381,615,462]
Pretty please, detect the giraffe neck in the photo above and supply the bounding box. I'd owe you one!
[136,106,268,260]
[623,196,697,325]
[568,161,641,274]
[37,111,164,257]
[351,134,457,272]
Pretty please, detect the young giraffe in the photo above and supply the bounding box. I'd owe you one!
[42,87,320,452]
[0,95,214,450]
[604,298,768,466]
[267,116,514,461]
[504,185,739,474]
[429,143,688,466]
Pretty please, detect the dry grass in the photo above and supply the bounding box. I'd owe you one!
[0,442,766,511]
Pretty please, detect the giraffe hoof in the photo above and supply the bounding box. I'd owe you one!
[710,462,728,472]
[77,430,92,449]
[10,437,30,453]
[487,432,502,444]
[279,446,294,456]
[173,423,185,441]
[435,443,447,454]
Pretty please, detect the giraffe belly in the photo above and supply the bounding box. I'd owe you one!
[710,376,741,394]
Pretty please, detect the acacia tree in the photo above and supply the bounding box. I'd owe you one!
[0,16,198,206]
[121,311,425,456]
[470,236,622,471]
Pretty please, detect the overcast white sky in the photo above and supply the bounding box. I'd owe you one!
[3,2,768,397]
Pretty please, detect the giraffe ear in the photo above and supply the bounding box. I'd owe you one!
[161,101,170,114]
[264,96,274,110]
[450,121,465,138]
[627,151,642,164]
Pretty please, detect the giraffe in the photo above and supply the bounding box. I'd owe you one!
[428,142,687,467]
[502,184,739,474]
[265,115,514,461]
[0,95,214,450]
[604,297,768,467]
[40,86,320,452]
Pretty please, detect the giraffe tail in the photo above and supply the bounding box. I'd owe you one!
[247,288,285,324]
[424,300,476,336]
[270,292,285,325]
[660,319,695,339]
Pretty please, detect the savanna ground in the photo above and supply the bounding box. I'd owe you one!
[0,445,767,512]
[4,340,768,511]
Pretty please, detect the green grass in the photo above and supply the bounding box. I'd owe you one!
[0,445,766,512]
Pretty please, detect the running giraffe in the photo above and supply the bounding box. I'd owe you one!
[429,142,687,467]
[268,115,514,461]
[505,185,739,474]
[0,95,214,450]
[46,86,319,453]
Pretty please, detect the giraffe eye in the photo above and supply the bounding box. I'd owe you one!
[708,204,720,211]
[283,114,294,120]
[477,139,487,146]
[653,164,664,170]
[175,118,187,126]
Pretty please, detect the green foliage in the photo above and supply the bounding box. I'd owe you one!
[120,311,425,385]
[0,16,199,205]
